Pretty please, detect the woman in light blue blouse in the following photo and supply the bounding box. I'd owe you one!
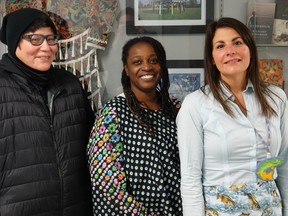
[177,17,288,216]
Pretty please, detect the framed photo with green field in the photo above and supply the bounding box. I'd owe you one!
[125,0,214,34]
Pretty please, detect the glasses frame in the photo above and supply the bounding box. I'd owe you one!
[21,34,60,46]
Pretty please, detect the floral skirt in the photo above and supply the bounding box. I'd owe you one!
[204,180,282,216]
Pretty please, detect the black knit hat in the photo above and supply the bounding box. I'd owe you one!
[0,8,56,54]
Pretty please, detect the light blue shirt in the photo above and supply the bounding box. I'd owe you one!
[177,81,288,216]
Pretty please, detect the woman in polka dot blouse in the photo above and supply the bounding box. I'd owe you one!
[87,36,183,215]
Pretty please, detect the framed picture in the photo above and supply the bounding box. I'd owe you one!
[125,0,214,35]
[167,60,204,102]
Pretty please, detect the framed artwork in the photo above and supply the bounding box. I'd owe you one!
[258,59,283,88]
[167,60,204,102]
[126,0,214,34]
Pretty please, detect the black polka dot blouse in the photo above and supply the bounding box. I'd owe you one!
[87,95,182,216]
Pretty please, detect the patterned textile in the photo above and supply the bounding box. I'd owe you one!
[259,59,283,88]
[204,180,282,216]
[87,96,182,215]
[0,0,118,46]
[0,0,119,110]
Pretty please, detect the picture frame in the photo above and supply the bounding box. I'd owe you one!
[126,0,214,35]
[167,60,204,102]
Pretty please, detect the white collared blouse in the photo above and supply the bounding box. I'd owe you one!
[177,81,288,216]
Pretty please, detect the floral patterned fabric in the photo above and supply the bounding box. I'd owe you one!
[87,95,182,215]
[259,59,283,88]
[204,180,282,216]
[0,0,118,45]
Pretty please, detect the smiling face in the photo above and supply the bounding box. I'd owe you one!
[212,27,251,83]
[15,27,57,71]
[124,42,161,96]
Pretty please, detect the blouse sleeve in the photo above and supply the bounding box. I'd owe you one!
[176,92,205,216]
[87,105,147,215]
[275,91,288,216]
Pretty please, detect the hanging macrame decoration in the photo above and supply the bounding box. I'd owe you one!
[0,0,119,111]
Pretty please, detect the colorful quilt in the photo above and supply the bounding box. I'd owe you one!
[259,59,283,88]
[0,0,119,48]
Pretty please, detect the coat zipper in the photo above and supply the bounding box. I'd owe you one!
[48,90,64,216]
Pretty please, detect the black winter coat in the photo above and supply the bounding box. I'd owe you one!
[0,54,95,216]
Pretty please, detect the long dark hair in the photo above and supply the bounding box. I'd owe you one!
[203,17,277,117]
[121,36,178,132]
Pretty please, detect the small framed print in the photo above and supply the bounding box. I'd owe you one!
[167,60,204,102]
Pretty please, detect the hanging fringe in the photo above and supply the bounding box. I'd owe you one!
[73,62,76,75]
[88,89,102,110]
[53,49,95,66]
[85,36,88,50]
[72,40,75,58]
[55,28,91,60]
[86,57,91,73]
[81,78,85,89]
[86,36,107,50]
[58,44,63,60]
[94,50,98,68]
[80,59,84,76]
[96,70,102,88]
[91,99,94,111]
[65,42,68,60]
[53,28,104,111]
[88,77,92,92]
[97,92,102,108]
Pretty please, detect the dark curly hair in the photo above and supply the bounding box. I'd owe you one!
[121,36,178,133]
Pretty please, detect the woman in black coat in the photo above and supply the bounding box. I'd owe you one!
[0,8,95,216]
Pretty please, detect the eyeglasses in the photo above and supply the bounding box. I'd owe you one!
[21,34,59,46]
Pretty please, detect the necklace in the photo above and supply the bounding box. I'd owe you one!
[255,116,284,181]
